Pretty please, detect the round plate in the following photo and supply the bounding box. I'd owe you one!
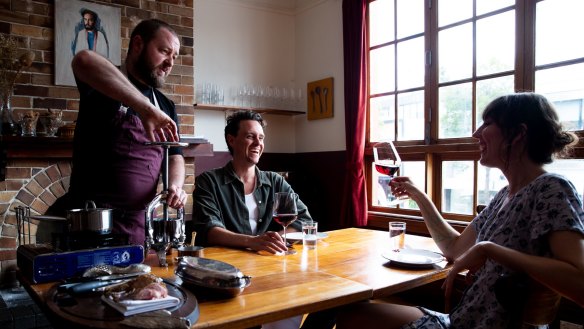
[46,279,198,328]
[382,249,445,268]
[284,232,328,242]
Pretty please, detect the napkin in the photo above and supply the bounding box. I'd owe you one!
[101,295,180,316]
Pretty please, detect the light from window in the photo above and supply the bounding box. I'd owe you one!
[545,159,584,205]
[399,161,425,210]
[535,63,584,131]
[438,23,473,83]
[442,161,474,214]
[438,0,472,27]
[370,95,395,142]
[536,0,584,66]
[397,91,424,140]
[370,46,395,95]
[369,0,394,47]
[477,165,506,207]
[476,0,514,15]
[396,0,424,39]
[476,76,515,127]
[439,83,473,138]
[476,11,515,76]
[397,37,425,90]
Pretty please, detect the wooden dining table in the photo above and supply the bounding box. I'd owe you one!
[19,227,450,329]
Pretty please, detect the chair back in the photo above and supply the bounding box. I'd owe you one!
[522,281,562,325]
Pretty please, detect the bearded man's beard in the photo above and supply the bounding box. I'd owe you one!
[134,50,165,88]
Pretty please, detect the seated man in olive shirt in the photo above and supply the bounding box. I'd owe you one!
[193,110,307,254]
[192,111,336,329]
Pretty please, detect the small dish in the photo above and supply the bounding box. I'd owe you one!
[284,232,328,242]
[381,248,445,268]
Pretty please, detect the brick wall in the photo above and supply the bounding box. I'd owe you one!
[0,0,195,284]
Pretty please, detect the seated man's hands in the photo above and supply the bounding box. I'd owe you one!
[249,231,288,254]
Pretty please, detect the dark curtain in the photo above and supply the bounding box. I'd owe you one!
[340,0,368,227]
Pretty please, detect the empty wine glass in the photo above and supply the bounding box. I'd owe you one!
[272,192,298,255]
[373,140,409,206]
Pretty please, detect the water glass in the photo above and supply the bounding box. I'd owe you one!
[302,220,318,249]
[389,222,406,251]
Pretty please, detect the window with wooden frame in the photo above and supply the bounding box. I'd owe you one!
[367,0,584,231]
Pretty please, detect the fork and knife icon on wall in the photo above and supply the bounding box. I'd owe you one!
[307,77,333,120]
[311,86,329,114]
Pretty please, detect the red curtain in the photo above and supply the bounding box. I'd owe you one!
[340,0,368,227]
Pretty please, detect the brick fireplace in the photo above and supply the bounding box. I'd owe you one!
[0,0,198,284]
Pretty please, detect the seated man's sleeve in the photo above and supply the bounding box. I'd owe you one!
[192,172,226,246]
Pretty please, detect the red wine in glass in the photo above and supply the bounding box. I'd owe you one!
[273,214,298,227]
[375,163,400,176]
[272,192,298,255]
[373,140,409,206]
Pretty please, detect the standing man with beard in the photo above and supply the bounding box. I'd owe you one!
[68,19,186,245]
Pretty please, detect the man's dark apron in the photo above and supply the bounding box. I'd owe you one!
[101,109,163,246]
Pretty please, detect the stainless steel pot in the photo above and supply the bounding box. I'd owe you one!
[67,201,113,234]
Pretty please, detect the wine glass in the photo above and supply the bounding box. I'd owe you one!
[373,140,409,206]
[272,192,298,255]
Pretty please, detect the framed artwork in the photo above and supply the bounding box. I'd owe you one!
[307,77,333,120]
[54,0,121,86]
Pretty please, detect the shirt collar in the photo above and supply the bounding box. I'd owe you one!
[223,161,272,188]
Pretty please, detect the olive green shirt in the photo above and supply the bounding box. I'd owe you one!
[193,162,310,246]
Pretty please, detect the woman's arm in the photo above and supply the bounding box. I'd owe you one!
[443,230,584,307]
[391,176,476,260]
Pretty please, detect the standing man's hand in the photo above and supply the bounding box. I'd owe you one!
[166,184,187,209]
[140,105,179,142]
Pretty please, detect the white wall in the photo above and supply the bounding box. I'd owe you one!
[194,0,346,153]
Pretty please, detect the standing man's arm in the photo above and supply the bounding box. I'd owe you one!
[71,49,178,142]
[167,154,186,209]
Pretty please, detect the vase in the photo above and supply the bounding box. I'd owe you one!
[0,91,17,135]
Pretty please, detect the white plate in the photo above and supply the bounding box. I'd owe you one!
[382,249,445,267]
[284,232,329,242]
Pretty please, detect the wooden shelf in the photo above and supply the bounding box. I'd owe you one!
[194,104,305,116]
[0,135,213,159]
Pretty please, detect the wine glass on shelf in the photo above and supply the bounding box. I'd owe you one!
[373,140,409,206]
[272,192,298,255]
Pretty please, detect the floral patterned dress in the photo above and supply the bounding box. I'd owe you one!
[403,173,584,329]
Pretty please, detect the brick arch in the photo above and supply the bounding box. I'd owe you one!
[8,162,72,244]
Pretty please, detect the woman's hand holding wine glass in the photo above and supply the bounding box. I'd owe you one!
[272,192,298,255]
[373,140,410,206]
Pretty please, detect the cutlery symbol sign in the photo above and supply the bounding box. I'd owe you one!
[315,87,324,113]
[310,90,316,113]
[323,87,328,114]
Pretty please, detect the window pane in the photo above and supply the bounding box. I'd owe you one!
[476,11,515,76]
[399,161,425,210]
[397,0,424,39]
[442,161,474,214]
[535,64,584,131]
[370,95,395,142]
[439,24,473,83]
[370,0,394,47]
[439,83,473,138]
[397,37,425,90]
[371,46,395,94]
[397,91,424,140]
[476,76,515,128]
[477,165,506,207]
[536,0,584,65]
[545,160,584,204]
[372,161,424,209]
[438,0,472,27]
[476,0,514,16]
